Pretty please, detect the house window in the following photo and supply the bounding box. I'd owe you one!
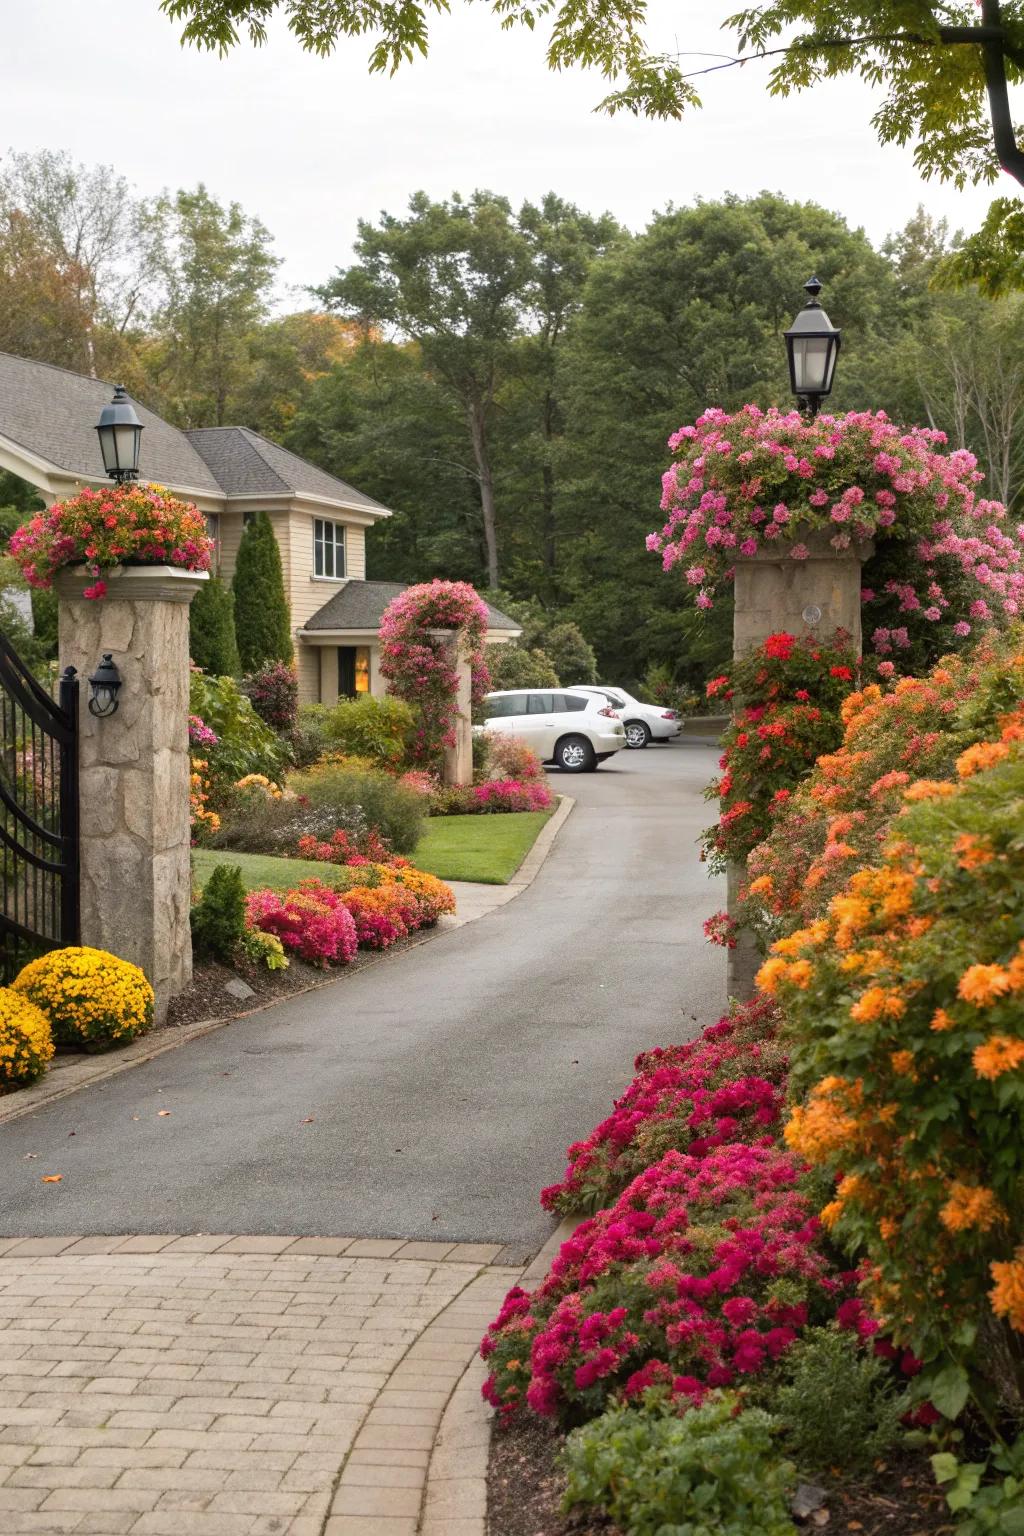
[314,519,346,579]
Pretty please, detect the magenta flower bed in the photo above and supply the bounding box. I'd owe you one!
[245,881,358,967]
[540,994,784,1216]
[482,1141,846,1424]
[472,778,553,813]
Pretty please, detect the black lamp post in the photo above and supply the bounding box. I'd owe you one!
[784,277,841,418]
[95,385,143,484]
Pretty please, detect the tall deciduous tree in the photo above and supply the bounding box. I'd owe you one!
[321,191,532,589]
[149,185,280,427]
[231,512,293,670]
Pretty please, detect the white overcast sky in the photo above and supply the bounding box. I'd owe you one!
[2,1,1007,301]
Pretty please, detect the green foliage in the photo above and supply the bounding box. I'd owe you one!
[773,1327,906,1472]
[487,643,559,690]
[189,670,287,786]
[231,512,293,671]
[290,762,426,854]
[189,575,240,675]
[311,694,415,769]
[239,928,289,971]
[190,863,247,961]
[489,592,598,683]
[562,1394,795,1536]
[932,1437,1024,1534]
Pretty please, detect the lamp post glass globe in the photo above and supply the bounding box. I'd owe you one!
[785,277,841,417]
[95,385,143,484]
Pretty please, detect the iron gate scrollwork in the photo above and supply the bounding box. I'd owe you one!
[0,630,79,983]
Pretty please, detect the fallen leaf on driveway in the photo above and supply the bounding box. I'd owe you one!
[302,1116,315,1124]
[23,1153,36,1159]
[41,1174,62,1183]
[157,1110,172,1117]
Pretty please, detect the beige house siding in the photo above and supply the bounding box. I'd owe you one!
[286,513,367,633]
[296,643,320,706]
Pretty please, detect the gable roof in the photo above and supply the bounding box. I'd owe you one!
[185,427,390,514]
[0,352,392,517]
[0,352,222,496]
[304,580,521,635]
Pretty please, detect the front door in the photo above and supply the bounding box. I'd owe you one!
[337,647,356,698]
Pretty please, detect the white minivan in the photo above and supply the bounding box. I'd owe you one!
[479,688,626,772]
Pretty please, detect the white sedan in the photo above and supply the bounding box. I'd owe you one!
[478,688,626,771]
[569,686,682,749]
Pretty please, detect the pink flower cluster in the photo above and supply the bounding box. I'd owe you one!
[482,1141,841,1421]
[472,778,554,813]
[8,483,213,598]
[379,581,491,769]
[648,406,1024,646]
[188,714,218,749]
[295,828,396,866]
[540,996,783,1216]
[245,880,358,967]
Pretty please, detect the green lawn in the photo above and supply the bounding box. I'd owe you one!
[193,808,552,892]
[192,847,337,891]
[413,810,552,884]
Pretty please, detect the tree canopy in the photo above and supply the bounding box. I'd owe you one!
[161,1,1024,190]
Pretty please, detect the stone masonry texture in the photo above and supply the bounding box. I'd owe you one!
[57,567,206,1017]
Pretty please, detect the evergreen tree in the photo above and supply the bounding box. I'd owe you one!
[189,574,240,675]
[231,513,292,671]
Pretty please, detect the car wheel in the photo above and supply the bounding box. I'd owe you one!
[555,734,596,772]
[624,720,651,749]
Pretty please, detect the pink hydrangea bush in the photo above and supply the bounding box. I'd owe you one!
[482,1141,847,1424]
[540,996,785,1217]
[379,581,491,768]
[648,406,1024,657]
[9,483,213,600]
[295,828,397,866]
[245,880,358,967]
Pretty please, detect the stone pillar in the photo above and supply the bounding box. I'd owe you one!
[726,528,873,1000]
[56,565,208,1020]
[428,628,473,786]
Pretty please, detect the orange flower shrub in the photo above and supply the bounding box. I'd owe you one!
[739,636,1024,947]
[758,740,1024,1416]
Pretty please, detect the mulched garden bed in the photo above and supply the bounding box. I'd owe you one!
[487,1413,954,1536]
[162,923,449,1031]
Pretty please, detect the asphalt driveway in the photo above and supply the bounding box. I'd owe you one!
[0,740,725,1251]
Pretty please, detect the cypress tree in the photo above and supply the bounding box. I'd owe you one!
[189,575,241,676]
[231,512,293,671]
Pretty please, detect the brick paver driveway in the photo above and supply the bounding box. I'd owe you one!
[0,1235,515,1535]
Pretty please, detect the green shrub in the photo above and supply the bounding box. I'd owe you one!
[190,575,240,675]
[239,929,289,971]
[314,695,414,768]
[190,864,247,962]
[189,672,288,787]
[773,1327,906,1472]
[563,1394,795,1536]
[290,706,331,768]
[290,762,426,854]
[932,1436,1024,1534]
[487,643,559,690]
[231,511,293,670]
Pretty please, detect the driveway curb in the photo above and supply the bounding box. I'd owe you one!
[416,1212,583,1535]
[0,797,575,1129]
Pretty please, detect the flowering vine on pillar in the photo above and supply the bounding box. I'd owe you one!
[378,580,491,768]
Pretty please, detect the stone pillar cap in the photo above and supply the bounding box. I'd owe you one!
[55,564,210,604]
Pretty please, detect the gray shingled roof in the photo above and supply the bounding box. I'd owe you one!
[305,580,521,634]
[0,352,222,494]
[185,427,390,513]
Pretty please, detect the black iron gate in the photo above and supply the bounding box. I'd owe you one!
[0,630,79,983]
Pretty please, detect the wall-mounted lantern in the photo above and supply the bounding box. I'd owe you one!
[87,654,122,718]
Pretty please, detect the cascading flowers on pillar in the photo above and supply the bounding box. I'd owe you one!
[8,483,213,601]
[379,580,491,768]
[647,405,1024,661]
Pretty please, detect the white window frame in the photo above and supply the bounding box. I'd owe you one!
[313,518,346,580]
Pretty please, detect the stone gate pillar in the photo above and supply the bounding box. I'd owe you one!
[428,627,474,786]
[57,565,207,1020]
[727,529,873,999]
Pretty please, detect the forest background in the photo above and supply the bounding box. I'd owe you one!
[3,148,1021,694]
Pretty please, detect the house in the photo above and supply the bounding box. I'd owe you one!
[0,353,520,702]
